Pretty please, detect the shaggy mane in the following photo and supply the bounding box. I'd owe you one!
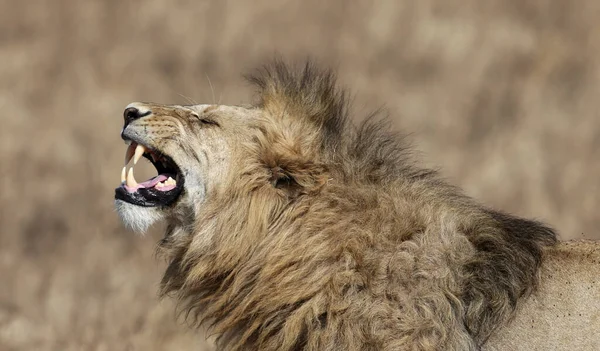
[157,60,557,351]
[247,60,436,185]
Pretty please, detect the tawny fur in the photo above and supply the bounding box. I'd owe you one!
[483,240,600,350]
[134,61,556,350]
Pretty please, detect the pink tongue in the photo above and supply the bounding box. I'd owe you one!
[125,175,174,193]
[139,174,168,188]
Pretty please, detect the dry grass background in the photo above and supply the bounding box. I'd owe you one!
[1,0,599,350]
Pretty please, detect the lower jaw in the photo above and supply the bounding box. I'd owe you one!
[114,185,183,207]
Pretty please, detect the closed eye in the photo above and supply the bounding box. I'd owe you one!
[191,109,219,126]
[197,117,220,127]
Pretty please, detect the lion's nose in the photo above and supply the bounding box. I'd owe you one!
[124,106,151,125]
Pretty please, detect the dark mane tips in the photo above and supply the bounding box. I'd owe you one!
[246,59,438,186]
[246,59,350,148]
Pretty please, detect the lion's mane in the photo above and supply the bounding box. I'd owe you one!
[157,61,556,350]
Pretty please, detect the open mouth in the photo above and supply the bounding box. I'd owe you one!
[114,141,184,207]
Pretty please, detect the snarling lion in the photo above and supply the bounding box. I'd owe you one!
[114,61,598,350]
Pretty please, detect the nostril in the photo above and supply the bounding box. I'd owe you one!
[123,107,151,125]
[124,107,139,121]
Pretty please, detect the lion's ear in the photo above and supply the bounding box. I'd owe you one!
[258,123,329,198]
[269,166,303,198]
[267,160,327,199]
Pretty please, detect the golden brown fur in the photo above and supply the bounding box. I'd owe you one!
[125,61,557,350]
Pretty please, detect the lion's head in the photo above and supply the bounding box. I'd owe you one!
[115,63,339,235]
[115,102,258,232]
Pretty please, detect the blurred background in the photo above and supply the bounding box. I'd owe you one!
[1,0,598,349]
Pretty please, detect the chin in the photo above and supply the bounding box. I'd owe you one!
[114,199,166,233]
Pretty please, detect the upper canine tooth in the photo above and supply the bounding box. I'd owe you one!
[133,144,146,165]
[125,142,136,165]
[126,167,138,188]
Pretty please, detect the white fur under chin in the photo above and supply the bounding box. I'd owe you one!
[114,200,165,233]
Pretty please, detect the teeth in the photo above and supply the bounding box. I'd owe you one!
[126,167,138,188]
[165,177,176,186]
[124,142,136,165]
[120,142,174,190]
[133,144,145,165]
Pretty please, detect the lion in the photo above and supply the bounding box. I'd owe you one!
[114,60,597,350]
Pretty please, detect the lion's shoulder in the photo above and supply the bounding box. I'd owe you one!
[484,240,600,350]
[543,239,600,283]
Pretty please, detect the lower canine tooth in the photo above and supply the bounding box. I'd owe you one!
[126,167,138,188]
[121,166,127,183]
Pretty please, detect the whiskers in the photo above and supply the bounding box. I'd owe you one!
[205,74,217,105]
[167,73,223,107]
[177,92,198,106]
